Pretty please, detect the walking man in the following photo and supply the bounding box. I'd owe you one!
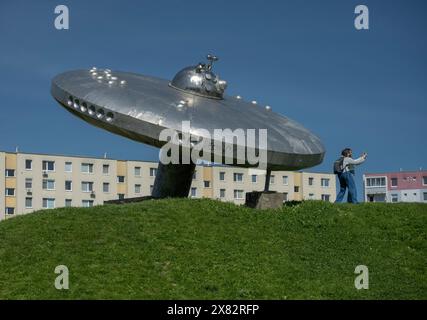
[334,148,367,203]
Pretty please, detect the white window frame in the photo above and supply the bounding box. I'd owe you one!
[251,174,257,183]
[25,197,33,209]
[102,164,110,175]
[5,188,15,196]
[321,194,330,202]
[270,175,275,184]
[219,189,226,198]
[5,169,15,177]
[321,178,330,188]
[25,159,33,170]
[233,189,244,200]
[82,200,94,208]
[283,175,289,185]
[42,198,55,209]
[190,187,197,198]
[204,180,211,188]
[65,180,73,192]
[81,181,94,193]
[423,176,427,186]
[150,168,157,177]
[5,207,15,215]
[103,182,110,193]
[135,184,141,194]
[42,161,55,172]
[233,173,243,182]
[65,162,73,173]
[219,172,225,181]
[81,163,94,174]
[42,179,56,191]
[117,176,125,183]
[25,178,33,189]
[308,177,314,186]
[65,199,72,207]
[134,167,141,177]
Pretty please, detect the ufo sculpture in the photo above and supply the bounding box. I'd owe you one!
[51,55,325,199]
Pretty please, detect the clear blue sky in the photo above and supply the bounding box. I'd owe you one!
[1,0,426,198]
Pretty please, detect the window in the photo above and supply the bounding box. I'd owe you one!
[423,176,427,186]
[134,167,141,176]
[82,200,94,208]
[321,194,331,202]
[150,185,154,194]
[65,199,72,207]
[25,178,32,189]
[5,188,15,196]
[424,192,427,201]
[150,168,157,177]
[366,177,386,187]
[118,194,125,200]
[135,184,141,194]
[103,183,110,193]
[193,171,197,180]
[308,193,314,199]
[25,159,32,170]
[294,186,300,193]
[321,178,330,187]
[204,181,211,188]
[42,179,55,190]
[190,187,197,197]
[25,197,32,208]
[103,164,110,174]
[65,162,72,173]
[233,173,243,182]
[65,180,72,191]
[234,189,244,199]
[5,207,15,215]
[251,174,257,183]
[283,193,288,202]
[270,175,275,184]
[42,161,55,172]
[219,172,225,181]
[81,181,94,192]
[308,177,314,186]
[5,169,15,177]
[42,198,55,209]
[283,175,289,185]
[81,163,94,173]
[220,189,226,198]
[390,177,398,187]
[117,176,125,183]
[391,194,398,203]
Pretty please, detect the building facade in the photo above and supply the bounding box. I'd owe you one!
[1,151,336,220]
[363,171,427,203]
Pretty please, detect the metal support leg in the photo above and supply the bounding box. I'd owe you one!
[152,162,196,198]
[264,169,271,192]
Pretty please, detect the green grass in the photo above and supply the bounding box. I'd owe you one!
[0,199,426,299]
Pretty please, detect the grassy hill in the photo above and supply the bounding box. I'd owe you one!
[0,199,426,299]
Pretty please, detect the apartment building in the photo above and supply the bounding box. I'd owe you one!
[363,170,427,203]
[1,151,336,220]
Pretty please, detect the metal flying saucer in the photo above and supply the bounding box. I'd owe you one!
[51,55,325,198]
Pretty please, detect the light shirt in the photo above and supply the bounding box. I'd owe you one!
[342,156,366,173]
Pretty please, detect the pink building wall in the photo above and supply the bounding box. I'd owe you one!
[364,171,427,191]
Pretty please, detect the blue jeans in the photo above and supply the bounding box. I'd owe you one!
[335,171,358,203]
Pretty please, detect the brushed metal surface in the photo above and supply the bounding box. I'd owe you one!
[51,67,325,171]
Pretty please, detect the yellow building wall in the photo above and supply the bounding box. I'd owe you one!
[293,172,303,201]
[116,160,128,195]
[202,167,213,198]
